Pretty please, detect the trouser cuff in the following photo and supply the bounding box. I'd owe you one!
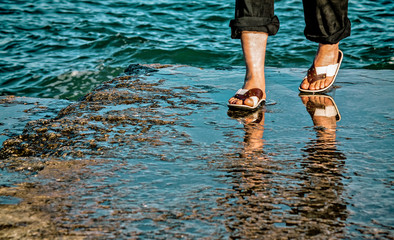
[304,18,351,44]
[230,16,280,39]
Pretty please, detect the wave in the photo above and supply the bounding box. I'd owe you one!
[0,0,392,99]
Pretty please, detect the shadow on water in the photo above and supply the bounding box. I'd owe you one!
[221,94,347,239]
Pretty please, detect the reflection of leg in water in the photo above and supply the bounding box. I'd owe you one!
[228,108,265,156]
[301,94,341,127]
[225,108,276,238]
[300,94,341,145]
[221,97,348,238]
[297,94,348,237]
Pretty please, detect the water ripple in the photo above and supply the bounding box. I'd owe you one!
[0,0,393,99]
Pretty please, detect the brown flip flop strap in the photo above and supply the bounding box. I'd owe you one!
[234,93,247,101]
[234,88,264,101]
[306,66,327,84]
[245,88,263,99]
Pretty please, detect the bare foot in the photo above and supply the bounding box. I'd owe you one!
[300,43,339,91]
[229,31,267,107]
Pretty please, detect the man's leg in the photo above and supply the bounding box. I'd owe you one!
[228,0,279,107]
[300,0,351,91]
[229,31,268,107]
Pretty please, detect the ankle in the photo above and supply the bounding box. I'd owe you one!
[314,43,339,66]
[243,75,265,90]
[318,43,339,51]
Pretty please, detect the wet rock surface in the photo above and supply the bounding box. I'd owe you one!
[0,65,393,239]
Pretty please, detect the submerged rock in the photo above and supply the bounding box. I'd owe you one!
[123,63,159,75]
[0,64,209,165]
[0,64,217,238]
[0,66,393,239]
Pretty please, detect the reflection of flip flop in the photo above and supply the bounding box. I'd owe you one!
[228,108,264,124]
[227,88,265,111]
[299,50,343,93]
[300,94,341,121]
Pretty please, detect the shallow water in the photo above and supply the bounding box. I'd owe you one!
[0,0,393,100]
[0,65,393,238]
[1,0,393,238]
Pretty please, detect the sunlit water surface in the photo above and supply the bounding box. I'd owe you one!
[0,66,393,238]
[0,0,393,99]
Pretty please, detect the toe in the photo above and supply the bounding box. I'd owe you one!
[316,81,322,90]
[315,96,323,105]
[300,96,309,105]
[300,79,309,89]
[324,77,333,88]
[309,81,317,90]
[319,79,325,89]
[323,97,332,106]
[244,98,254,107]
[229,97,239,105]
[236,99,244,105]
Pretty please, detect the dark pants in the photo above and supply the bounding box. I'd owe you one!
[230,0,351,44]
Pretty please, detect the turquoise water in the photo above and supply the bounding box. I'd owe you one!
[0,66,393,238]
[0,0,393,100]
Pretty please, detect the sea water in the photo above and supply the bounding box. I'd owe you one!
[0,0,393,100]
[0,1,393,238]
[0,66,393,238]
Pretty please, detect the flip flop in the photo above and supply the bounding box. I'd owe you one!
[299,50,343,93]
[300,94,341,122]
[227,88,265,111]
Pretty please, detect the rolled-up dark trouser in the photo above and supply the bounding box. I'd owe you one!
[230,0,351,44]
[229,0,280,38]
